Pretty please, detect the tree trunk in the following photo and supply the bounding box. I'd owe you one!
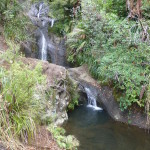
[126,0,142,19]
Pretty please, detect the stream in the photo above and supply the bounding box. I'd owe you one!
[64,103,150,150]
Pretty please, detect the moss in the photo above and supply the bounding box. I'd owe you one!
[112,88,124,102]
[66,74,79,110]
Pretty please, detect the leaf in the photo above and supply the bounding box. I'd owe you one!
[76,41,86,53]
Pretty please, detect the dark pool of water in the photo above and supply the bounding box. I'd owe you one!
[64,104,150,150]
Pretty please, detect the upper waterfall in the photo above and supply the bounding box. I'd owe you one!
[40,31,47,60]
[28,2,55,61]
[28,2,68,67]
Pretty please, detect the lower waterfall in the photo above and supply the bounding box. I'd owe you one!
[85,87,103,111]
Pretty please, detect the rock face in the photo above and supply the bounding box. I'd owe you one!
[68,65,149,129]
[27,2,55,61]
[22,33,68,67]
[21,41,38,58]
[24,2,67,67]
[21,58,71,126]
[47,33,68,67]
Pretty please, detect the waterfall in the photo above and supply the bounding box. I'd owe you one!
[40,31,47,60]
[51,19,55,27]
[37,2,44,18]
[29,2,57,62]
[85,87,103,111]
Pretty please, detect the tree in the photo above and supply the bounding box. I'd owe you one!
[126,0,142,19]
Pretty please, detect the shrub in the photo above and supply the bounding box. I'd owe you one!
[0,0,30,42]
[47,124,79,150]
[67,76,79,110]
[48,0,80,35]
[0,58,46,147]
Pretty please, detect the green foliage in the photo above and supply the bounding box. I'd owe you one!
[48,0,79,35]
[1,40,20,62]
[67,76,79,110]
[49,0,77,18]
[147,79,150,99]
[0,0,30,42]
[142,0,150,19]
[0,61,45,142]
[94,0,150,19]
[0,41,48,146]
[47,124,79,150]
[93,0,127,17]
[0,0,9,20]
[145,77,150,122]
[67,0,150,110]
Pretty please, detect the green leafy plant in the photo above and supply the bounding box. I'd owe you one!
[66,76,79,110]
[0,61,45,141]
[47,124,79,150]
[66,0,150,111]
[0,0,30,43]
[48,0,80,35]
[1,40,20,62]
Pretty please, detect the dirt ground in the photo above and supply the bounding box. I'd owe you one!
[26,126,62,150]
[0,27,8,52]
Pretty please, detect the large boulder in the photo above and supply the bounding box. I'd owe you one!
[47,33,68,67]
[21,58,70,126]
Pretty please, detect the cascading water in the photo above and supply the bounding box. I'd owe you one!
[39,19,55,61]
[28,2,55,61]
[50,19,55,28]
[29,2,68,66]
[85,87,103,111]
[40,31,47,60]
[37,2,44,18]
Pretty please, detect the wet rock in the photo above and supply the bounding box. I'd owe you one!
[27,2,55,61]
[47,33,68,67]
[26,3,68,66]
[21,41,38,58]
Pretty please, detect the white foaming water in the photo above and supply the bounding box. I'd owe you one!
[37,2,44,18]
[37,12,40,18]
[41,32,47,60]
[51,19,55,27]
[85,87,103,111]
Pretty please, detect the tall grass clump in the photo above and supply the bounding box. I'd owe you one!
[0,0,31,43]
[0,42,46,149]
